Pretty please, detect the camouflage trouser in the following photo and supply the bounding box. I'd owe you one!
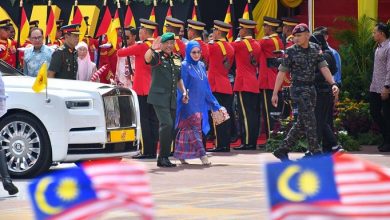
[279,85,320,152]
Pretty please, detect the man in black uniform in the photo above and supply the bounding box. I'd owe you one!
[48,24,80,79]
[145,32,188,167]
[271,23,339,161]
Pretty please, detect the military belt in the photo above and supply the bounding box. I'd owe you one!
[292,80,314,87]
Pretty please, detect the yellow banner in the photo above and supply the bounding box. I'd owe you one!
[30,5,61,39]
[358,0,378,19]
[253,0,278,39]
[68,5,100,37]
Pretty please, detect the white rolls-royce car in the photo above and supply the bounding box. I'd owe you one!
[0,60,140,177]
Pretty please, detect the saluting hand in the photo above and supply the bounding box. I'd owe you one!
[152,37,162,50]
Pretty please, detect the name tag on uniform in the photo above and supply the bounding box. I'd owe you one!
[173,58,181,67]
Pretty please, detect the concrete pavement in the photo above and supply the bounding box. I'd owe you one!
[0,146,389,220]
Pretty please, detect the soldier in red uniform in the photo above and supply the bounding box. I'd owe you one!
[186,19,209,66]
[0,19,15,67]
[165,17,186,59]
[117,19,159,159]
[116,26,137,88]
[258,16,284,139]
[207,20,235,152]
[49,20,65,47]
[98,34,117,80]
[7,25,17,68]
[281,17,299,49]
[231,18,261,150]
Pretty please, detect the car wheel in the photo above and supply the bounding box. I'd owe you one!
[0,113,52,178]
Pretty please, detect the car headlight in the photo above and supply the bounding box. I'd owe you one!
[65,100,93,109]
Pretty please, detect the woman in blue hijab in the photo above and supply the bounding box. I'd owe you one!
[174,41,222,165]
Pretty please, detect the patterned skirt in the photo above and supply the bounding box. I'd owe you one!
[174,112,206,159]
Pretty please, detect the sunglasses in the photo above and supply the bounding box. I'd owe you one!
[191,50,201,54]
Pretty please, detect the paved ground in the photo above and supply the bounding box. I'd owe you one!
[0,146,390,220]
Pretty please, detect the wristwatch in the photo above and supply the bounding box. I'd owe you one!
[331,83,338,87]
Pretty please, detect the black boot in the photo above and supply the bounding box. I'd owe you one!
[157,157,177,168]
[0,150,18,195]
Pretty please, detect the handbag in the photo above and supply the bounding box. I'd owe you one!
[211,107,230,125]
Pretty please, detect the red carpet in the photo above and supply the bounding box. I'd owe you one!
[205,133,267,149]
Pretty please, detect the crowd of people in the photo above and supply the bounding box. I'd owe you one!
[0,13,389,172]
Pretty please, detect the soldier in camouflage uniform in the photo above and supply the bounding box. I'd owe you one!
[271,23,339,161]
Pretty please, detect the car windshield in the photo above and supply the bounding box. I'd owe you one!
[0,59,24,76]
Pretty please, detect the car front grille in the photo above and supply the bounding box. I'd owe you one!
[102,88,136,129]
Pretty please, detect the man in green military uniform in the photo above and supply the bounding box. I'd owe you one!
[145,32,188,167]
[48,24,80,79]
[271,23,339,161]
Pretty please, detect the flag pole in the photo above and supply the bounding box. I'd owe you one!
[95,0,107,68]
[117,0,133,75]
[45,62,50,103]
[229,0,237,39]
[74,0,78,21]
[45,0,52,45]
[194,0,201,21]
[308,0,313,32]
[15,0,23,70]
[247,0,253,21]
[153,0,159,36]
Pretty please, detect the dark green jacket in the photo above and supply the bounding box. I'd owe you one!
[48,43,78,80]
[147,51,182,109]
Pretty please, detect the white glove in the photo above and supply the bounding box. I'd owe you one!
[99,43,112,49]
[0,44,6,51]
[17,47,27,52]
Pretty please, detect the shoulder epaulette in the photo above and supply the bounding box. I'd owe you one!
[172,53,181,58]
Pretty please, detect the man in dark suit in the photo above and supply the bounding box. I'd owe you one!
[145,32,188,167]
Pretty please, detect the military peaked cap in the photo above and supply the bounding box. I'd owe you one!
[29,20,39,28]
[165,17,184,28]
[238,18,257,29]
[187,19,206,31]
[213,20,232,32]
[263,16,281,27]
[0,19,11,28]
[60,24,81,35]
[281,17,299,26]
[139,18,158,30]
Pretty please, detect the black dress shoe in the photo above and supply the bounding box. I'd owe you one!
[132,154,156,159]
[2,178,18,195]
[273,148,290,161]
[157,157,177,167]
[207,147,230,152]
[234,144,256,150]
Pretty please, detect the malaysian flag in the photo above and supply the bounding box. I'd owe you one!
[28,160,154,220]
[266,153,390,220]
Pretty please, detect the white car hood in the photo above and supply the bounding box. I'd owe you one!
[3,76,114,93]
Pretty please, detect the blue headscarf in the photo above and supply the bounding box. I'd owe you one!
[185,40,201,65]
